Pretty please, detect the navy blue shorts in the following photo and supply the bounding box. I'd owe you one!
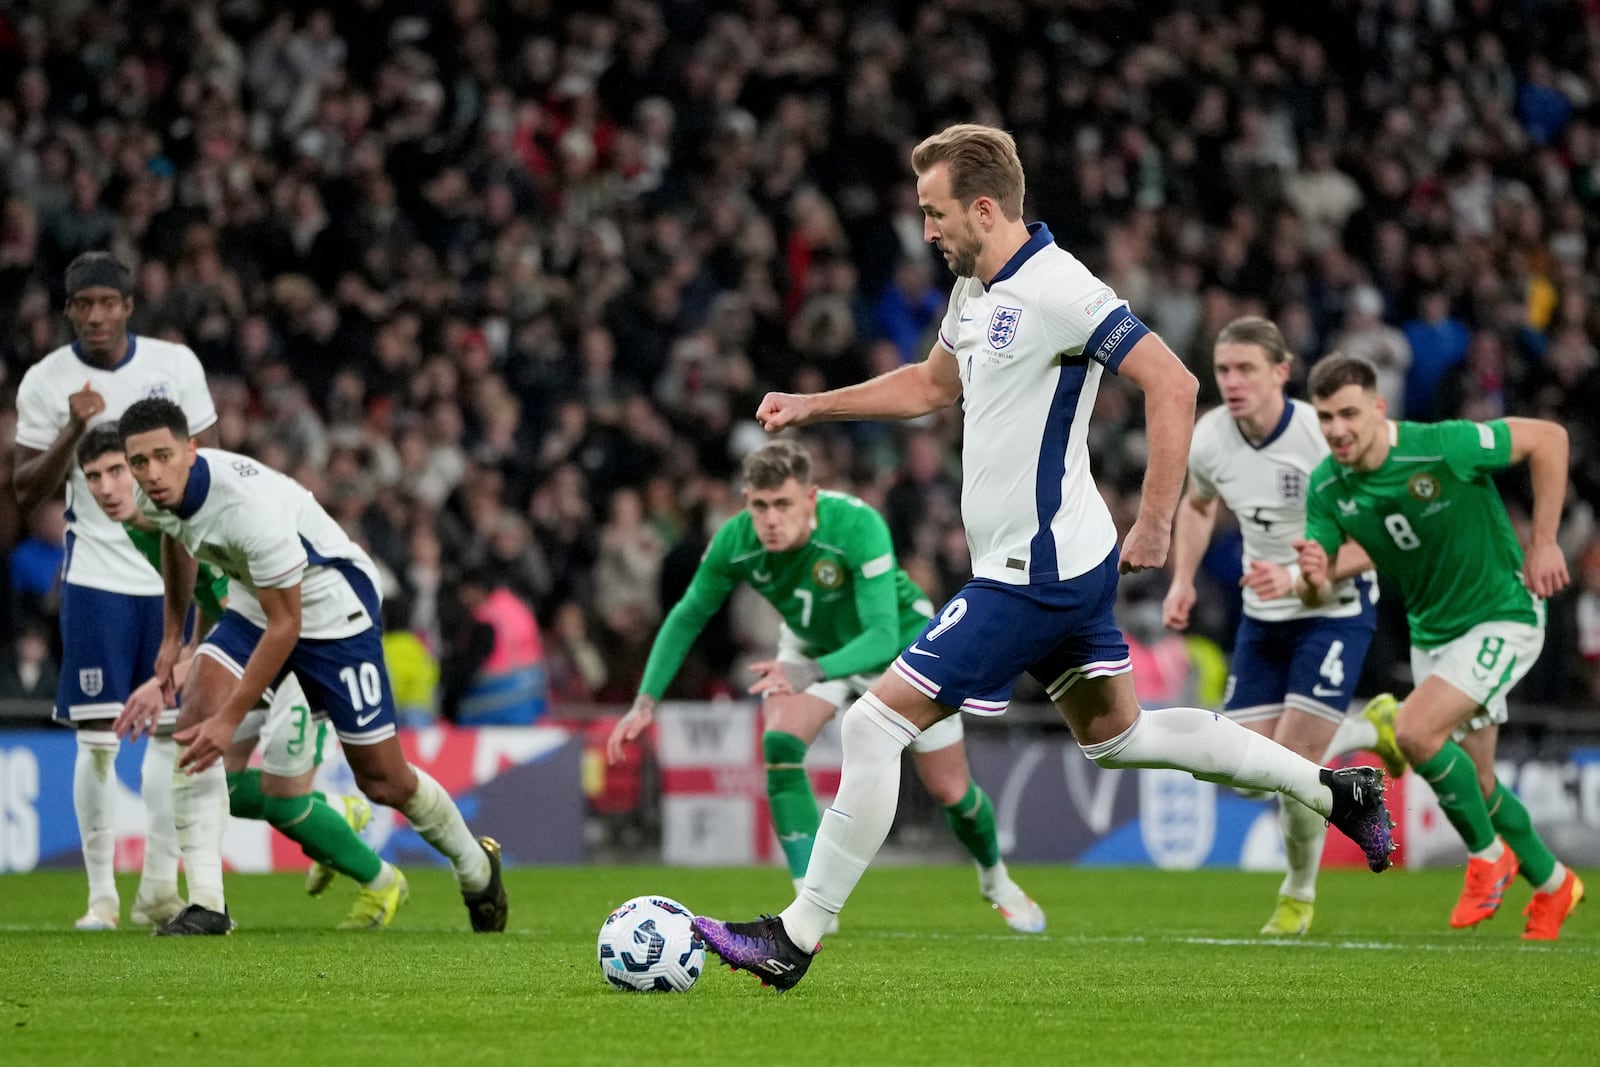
[890,549,1131,715]
[54,584,165,724]
[196,568,397,746]
[1224,606,1377,725]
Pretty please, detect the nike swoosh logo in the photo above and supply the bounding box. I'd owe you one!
[1312,685,1341,697]
[355,710,381,728]
[959,315,973,323]
[752,570,772,583]
[906,643,940,659]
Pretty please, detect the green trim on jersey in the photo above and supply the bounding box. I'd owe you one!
[124,523,230,622]
[639,491,934,699]
[1305,419,1537,648]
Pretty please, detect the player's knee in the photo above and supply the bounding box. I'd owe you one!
[923,773,969,807]
[839,696,912,758]
[1392,718,1436,764]
[355,772,412,810]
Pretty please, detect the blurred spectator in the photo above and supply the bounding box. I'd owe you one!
[1402,290,1472,420]
[0,620,58,700]
[593,486,665,636]
[546,600,609,705]
[9,500,65,624]
[381,596,439,728]
[1330,285,1411,413]
[438,566,547,726]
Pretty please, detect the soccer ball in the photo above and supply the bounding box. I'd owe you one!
[597,895,705,992]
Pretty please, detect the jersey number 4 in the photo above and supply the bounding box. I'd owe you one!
[1384,513,1421,551]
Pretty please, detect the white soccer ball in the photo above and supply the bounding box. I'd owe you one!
[597,895,705,992]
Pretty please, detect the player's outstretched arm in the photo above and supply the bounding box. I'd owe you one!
[1163,488,1217,630]
[1115,334,1199,573]
[756,344,962,432]
[1505,417,1571,596]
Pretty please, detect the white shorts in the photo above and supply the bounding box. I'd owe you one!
[1410,610,1544,739]
[230,673,327,778]
[775,625,964,754]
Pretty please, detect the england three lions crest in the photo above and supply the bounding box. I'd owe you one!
[79,668,104,697]
[988,306,1022,349]
[1277,468,1305,503]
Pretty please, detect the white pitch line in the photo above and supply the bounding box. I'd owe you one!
[856,929,1596,955]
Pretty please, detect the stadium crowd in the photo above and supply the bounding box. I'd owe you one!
[3,0,1600,715]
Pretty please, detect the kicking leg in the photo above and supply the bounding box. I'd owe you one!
[695,671,939,990]
[1062,673,1393,872]
[908,720,1045,933]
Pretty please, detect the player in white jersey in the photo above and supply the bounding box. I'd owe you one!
[116,397,507,934]
[691,124,1395,991]
[11,252,217,930]
[1162,317,1381,935]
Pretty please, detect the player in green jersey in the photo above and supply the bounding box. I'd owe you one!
[76,425,407,930]
[607,440,1045,933]
[1296,354,1582,940]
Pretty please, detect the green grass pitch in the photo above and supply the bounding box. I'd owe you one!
[2,865,1595,1066]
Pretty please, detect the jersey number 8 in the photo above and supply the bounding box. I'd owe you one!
[1384,513,1421,551]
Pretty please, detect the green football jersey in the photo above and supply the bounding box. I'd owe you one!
[639,490,935,699]
[125,523,231,623]
[1305,419,1538,648]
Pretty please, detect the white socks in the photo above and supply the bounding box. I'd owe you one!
[400,766,490,893]
[1081,707,1334,818]
[172,748,228,912]
[365,861,400,892]
[1323,716,1379,761]
[74,732,120,912]
[780,694,916,950]
[138,735,180,897]
[1278,797,1327,902]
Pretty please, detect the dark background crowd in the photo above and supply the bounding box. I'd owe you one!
[3,0,1600,716]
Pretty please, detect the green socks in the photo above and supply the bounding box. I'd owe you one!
[1487,781,1558,886]
[944,780,1001,868]
[259,793,383,884]
[226,769,266,819]
[228,769,329,817]
[1414,741,1497,852]
[763,731,820,879]
[230,770,381,884]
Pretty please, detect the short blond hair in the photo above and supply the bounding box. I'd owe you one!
[741,440,813,490]
[911,124,1025,220]
[1216,316,1294,366]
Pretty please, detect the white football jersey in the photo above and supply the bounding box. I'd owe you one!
[936,223,1142,585]
[1188,399,1370,621]
[137,448,380,640]
[14,336,217,595]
